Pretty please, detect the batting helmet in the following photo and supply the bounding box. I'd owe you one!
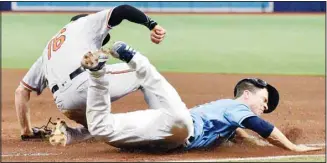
[233,78,279,114]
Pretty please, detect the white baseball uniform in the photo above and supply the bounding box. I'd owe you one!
[86,52,194,151]
[21,9,159,144]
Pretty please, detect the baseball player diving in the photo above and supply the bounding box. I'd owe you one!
[14,5,166,144]
[50,41,323,152]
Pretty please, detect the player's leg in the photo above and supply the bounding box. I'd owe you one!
[50,73,94,146]
[140,86,162,109]
[105,63,139,101]
[110,41,193,141]
[49,62,160,146]
[105,63,162,109]
[77,46,191,151]
[81,50,116,139]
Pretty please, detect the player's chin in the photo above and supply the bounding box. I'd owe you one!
[255,110,263,116]
[258,111,264,116]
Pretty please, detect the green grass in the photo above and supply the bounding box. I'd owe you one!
[217,155,326,162]
[1,13,325,75]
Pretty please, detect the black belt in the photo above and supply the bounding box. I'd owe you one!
[51,67,85,94]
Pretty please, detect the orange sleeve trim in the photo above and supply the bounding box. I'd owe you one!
[106,8,114,29]
[21,81,38,92]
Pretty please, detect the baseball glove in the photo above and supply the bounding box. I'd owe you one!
[20,117,56,141]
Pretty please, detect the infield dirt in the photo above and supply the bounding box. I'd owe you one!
[1,69,325,161]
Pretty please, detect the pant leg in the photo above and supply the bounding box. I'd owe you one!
[140,86,162,109]
[86,68,115,138]
[105,63,141,102]
[128,53,193,137]
[85,53,193,148]
[55,62,161,144]
[106,63,162,109]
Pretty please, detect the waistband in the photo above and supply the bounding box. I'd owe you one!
[51,67,85,94]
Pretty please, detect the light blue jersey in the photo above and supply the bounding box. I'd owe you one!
[185,99,256,150]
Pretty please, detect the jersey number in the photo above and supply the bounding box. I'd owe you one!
[47,28,66,60]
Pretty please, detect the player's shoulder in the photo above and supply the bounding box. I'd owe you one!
[89,8,113,18]
[214,99,248,108]
[223,100,252,115]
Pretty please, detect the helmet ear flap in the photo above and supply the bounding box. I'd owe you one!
[264,84,279,114]
[234,78,279,114]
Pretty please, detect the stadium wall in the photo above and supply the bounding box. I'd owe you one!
[0,2,325,12]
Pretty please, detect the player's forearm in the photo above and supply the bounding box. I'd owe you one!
[234,128,271,146]
[235,128,249,138]
[266,127,297,151]
[109,4,158,30]
[15,86,33,135]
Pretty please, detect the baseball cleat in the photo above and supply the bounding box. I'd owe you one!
[110,41,138,63]
[49,119,68,147]
[81,48,110,71]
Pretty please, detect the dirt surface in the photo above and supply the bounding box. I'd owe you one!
[1,69,325,162]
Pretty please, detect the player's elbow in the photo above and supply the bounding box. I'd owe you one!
[15,85,31,100]
[115,4,133,10]
[15,86,25,97]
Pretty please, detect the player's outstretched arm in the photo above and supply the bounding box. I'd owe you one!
[15,85,33,136]
[242,116,323,152]
[266,127,323,152]
[233,128,271,147]
[108,4,166,44]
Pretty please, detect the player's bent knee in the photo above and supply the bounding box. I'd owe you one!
[171,114,193,140]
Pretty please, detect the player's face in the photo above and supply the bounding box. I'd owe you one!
[247,88,269,116]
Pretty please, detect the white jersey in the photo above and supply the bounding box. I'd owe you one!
[21,9,114,93]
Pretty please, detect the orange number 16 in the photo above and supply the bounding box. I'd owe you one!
[48,28,66,60]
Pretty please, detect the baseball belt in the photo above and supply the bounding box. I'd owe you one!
[51,67,85,94]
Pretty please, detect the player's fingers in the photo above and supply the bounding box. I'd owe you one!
[151,33,164,40]
[153,25,166,35]
[310,146,323,151]
[151,36,160,44]
[152,34,165,43]
[155,29,166,35]
[301,146,323,152]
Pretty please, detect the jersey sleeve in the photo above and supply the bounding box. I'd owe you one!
[21,56,47,95]
[86,8,115,36]
[223,104,256,128]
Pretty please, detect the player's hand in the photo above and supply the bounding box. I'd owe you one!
[150,25,166,44]
[293,144,324,152]
[21,127,34,136]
